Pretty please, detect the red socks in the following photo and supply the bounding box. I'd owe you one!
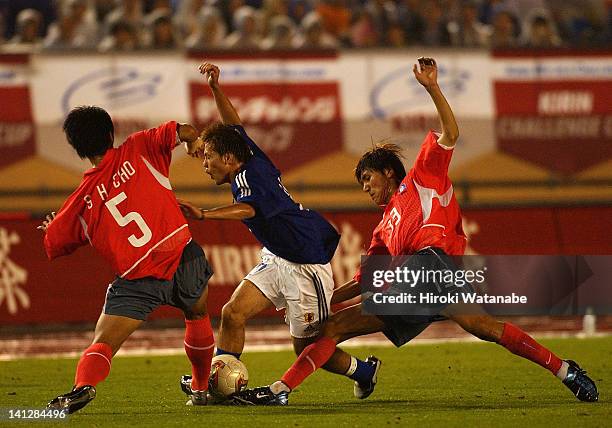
[281,337,337,390]
[74,342,113,388]
[184,316,215,391]
[499,322,562,375]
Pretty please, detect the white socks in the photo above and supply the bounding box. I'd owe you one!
[344,356,358,377]
[270,380,291,394]
[556,361,569,381]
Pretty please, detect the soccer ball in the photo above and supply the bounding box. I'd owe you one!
[209,355,249,397]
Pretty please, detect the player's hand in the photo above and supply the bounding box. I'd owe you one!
[184,136,204,158]
[413,57,438,89]
[177,199,204,220]
[199,62,220,88]
[36,211,56,233]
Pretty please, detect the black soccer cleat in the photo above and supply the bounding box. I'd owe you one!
[354,356,382,400]
[47,385,96,414]
[562,360,599,402]
[180,374,208,406]
[230,386,289,406]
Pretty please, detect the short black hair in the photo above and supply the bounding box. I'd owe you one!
[63,106,114,159]
[355,143,406,184]
[201,122,253,163]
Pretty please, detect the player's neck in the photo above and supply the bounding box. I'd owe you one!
[89,155,105,168]
[228,163,244,181]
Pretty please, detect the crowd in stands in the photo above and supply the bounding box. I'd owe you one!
[0,0,610,52]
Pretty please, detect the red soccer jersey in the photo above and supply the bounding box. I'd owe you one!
[44,121,191,280]
[355,131,466,282]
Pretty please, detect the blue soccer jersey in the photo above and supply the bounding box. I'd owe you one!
[230,126,340,264]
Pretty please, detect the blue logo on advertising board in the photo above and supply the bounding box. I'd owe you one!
[61,67,162,114]
[370,65,469,119]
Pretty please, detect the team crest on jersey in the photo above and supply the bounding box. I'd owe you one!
[304,313,315,323]
[399,183,407,194]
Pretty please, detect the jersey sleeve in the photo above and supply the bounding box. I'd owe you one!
[129,121,179,176]
[410,130,454,193]
[231,125,275,166]
[234,166,281,219]
[353,225,390,283]
[43,194,88,260]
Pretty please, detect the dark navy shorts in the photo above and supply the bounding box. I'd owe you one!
[103,240,213,321]
[375,247,472,347]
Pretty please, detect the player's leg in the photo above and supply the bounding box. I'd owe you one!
[291,325,383,400]
[287,263,382,397]
[181,287,215,402]
[172,240,215,404]
[293,337,351,374]
[217,279,274,357]
[47,312,142,413]
[231,304,386,405]
[280,304,385,391]
[442,302,598,401]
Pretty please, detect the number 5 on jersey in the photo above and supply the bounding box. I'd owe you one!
[105,192,152,247]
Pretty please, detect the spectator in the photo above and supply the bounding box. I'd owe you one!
[175,0,205,37]
[293,11,338,48]
[145,9,180,49]
[385,21,407,47]
[261,0,289,37]
[224,5,262,49]
[93,0,116,24]
[260,14,295,49]
[44,0,98,49]
[448,0,492,47]
[316,0,351,40]
[350,9,380,47]
[98,18,141,51]
[288,0,312,25]
[8,8,43,46]
[396,0,425,45]
[185,5,226,49]
[521,12,562,47]
[144,0,173,20]
[421,0,450,46]
[549,0,606,46]
[105,0,144,32]
[490,10,519,47]
[364,0,396,39]
[220,0,246,33]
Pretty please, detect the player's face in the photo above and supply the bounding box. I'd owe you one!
[360,168,395,206]
[202,143,230,185]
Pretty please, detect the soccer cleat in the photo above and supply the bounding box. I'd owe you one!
[562,360,599,402]
[180,374,208,406]
[354,356,382,400]
[47,385,96,414]
[229,386,289,406]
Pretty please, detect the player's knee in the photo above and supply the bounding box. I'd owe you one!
[184,303,207,320]
[456,315,498,342]
[220,302,245,327]
[320,318,343,341]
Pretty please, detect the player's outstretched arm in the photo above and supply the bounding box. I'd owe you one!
[413,57,459,148]
[178,199,255,221]
[177,123,203,156]
[199,62,242,126]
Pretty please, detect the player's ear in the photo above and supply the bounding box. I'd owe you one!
[383,168,395,180]
[222,152,233,165]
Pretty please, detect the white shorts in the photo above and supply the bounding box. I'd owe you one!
[245,249,334,338]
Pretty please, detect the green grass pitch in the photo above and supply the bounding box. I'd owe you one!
[2,337,610,427]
